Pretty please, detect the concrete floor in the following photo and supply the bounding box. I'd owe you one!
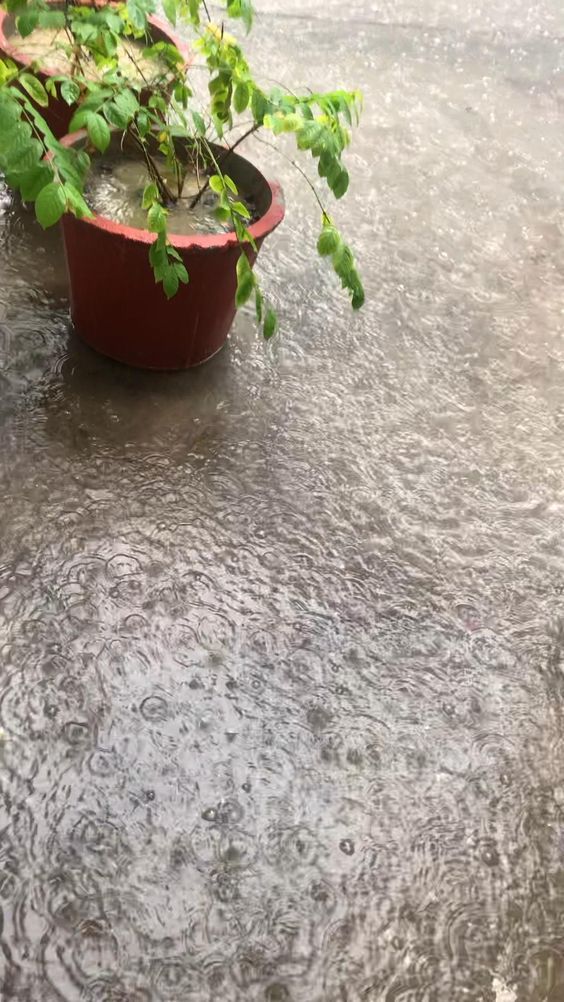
[1,1,564,999]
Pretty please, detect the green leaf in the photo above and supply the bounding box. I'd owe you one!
[296,121,324,151]
[231,200,250,220]
[325,157,341,189]
[254,286,263,323]
[174,83,189,106]
[0,93,20,134]
[163,0,177,24]
[279,112,302,133]
[104,101,129,129]
[113,89,139,120]
[236,271,254,308]
[155,41,184,67]
[317,224,340,256]
[187,0,200,22]
[332,167,349,199]
[0,118,32,166]
[4,137,43,178]
[142,182,158,208]
[148,202,167,232]
[332,242,353,276]
[68,107,91,131]
[136,107,151,137]
[163,269,179,299]
[0,62,17,87]
[209,174,224,194]
[223,174,238,195]
[238,222,257,252]
[235,252,254,307]
[37,10,66,28]
[226,0,253,30]
[16,10,38,37]
[148,93,167,114]
[86,112,110,153]
[20,73,49,108]
[298,101,314,121]
[192,111,206,136]
[59,78,80,107]
[64,182,93,219]
[236,251,252,278]
[251,88,269,125]
[19,163,51,201]
[174,260,189,284]
[126,0,148,31]
[268,113,287,136]
[351,281,365,310]
[149,236,168,280]
[35,182,67,228]
[263,307,277,340]
[234,81,250,113]
[317,151,333,179]
[214,205,231,225]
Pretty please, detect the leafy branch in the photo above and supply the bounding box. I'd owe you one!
[0,0,364,336]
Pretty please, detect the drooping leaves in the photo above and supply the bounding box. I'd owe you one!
[263,307,277,340]
[20,73,49,108]
[86,112,110,152]
[317,217,364,310]
[35,182,67,228]
[235,251,254,308]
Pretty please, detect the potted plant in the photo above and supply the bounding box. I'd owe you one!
[0,0,364,369]
[0,0,190,137]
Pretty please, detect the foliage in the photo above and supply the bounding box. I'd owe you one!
[0,0,364,335]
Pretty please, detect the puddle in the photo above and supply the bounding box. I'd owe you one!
[2,0,564,998]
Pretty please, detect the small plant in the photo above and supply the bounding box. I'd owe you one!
[0,0,364,339]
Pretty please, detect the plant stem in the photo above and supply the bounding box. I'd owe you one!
[189,122,260,209]
[126,124,176,204]
[255,132,328,217]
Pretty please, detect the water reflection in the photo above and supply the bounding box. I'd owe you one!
[41,334,236,454]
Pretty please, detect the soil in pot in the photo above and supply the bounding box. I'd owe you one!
[85,148,258,236]
[6,19,168,83]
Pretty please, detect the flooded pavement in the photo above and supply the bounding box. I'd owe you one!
[2,0,564,999]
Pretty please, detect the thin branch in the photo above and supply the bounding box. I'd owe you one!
[254,132,328,218]
[189,121,260,208]
[126,124,176,204]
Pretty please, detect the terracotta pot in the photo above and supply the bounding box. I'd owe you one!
[0,6,190,139]
[59,131,285,369]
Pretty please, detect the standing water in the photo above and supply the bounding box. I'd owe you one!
[85,152,257,235]
[2,0,564,1000]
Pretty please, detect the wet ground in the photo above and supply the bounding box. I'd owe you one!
[2,0,564,999]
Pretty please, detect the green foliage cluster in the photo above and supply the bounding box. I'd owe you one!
[0,0,364,336]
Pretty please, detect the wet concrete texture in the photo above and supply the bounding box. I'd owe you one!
[2,0,564,999]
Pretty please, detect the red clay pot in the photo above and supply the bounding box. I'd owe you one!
[59,132,285,369]
[0,7,190,139]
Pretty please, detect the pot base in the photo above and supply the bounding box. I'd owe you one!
[70,312,230,371]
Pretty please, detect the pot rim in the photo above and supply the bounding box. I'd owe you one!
[60,129,286,250]
[0,6,191,79]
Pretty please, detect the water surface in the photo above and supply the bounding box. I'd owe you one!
[1,0,564,999]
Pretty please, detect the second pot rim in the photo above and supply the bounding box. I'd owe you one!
[0,6,191,79]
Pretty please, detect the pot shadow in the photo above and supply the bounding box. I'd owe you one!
[0,190,70,304]
[40,325,242,459]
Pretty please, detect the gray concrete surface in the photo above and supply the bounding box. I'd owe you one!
[1,1,564,998]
